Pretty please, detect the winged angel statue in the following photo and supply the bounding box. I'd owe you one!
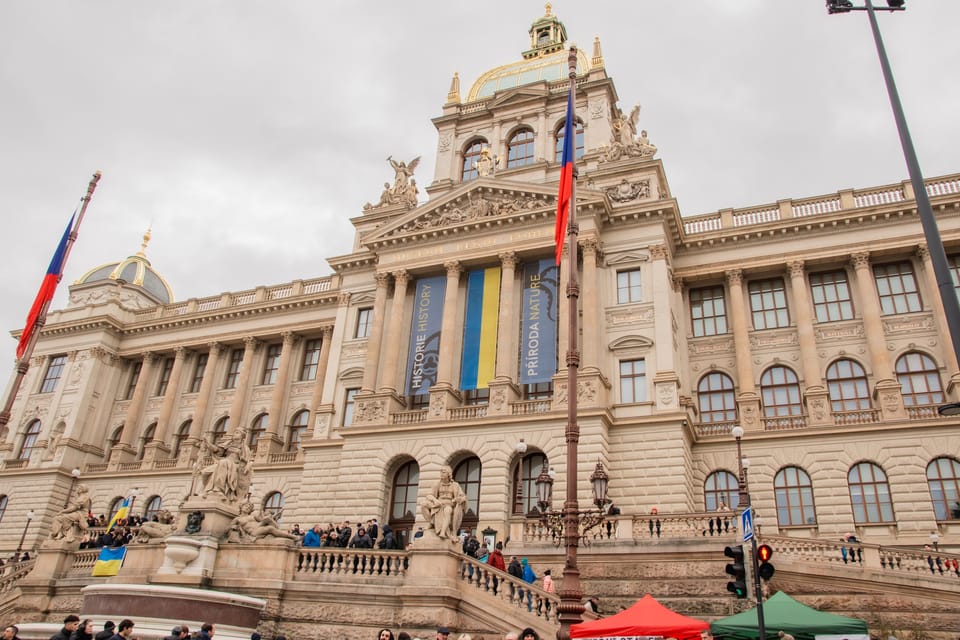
[602,104,657,162]
[364,155,421,211]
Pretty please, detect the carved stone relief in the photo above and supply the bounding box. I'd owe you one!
[606,305,655,327]
[392,193,549,234]
[604,179,651,203]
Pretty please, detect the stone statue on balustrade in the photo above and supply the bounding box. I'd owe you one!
[225,502,298,543]
[600,104,658,163]
[363,155,421,211]
[50,484,92,543]
[133,510,177,543]
[421,465,468,540]
[195,430,253,503]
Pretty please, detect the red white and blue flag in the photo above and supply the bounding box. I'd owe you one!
[554,90,575,265]
[16,214,75,359]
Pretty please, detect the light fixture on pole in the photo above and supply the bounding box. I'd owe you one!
[516,438,528,513]
[826,0,960,416]
[16,510,35,555]
[731,426,746,508]
[129,487,141,520]
[64,467,81,508]
[533,461,610,545]
[730,429,766,639]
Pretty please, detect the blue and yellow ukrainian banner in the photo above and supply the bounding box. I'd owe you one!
[460,266,501,390]
[92,546,127,577]
[106,497,130,532]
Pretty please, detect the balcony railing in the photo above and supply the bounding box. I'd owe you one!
[449,405,488,420]
[762,415,807,431]
[295,548,408,578]
[832,409,881,426]
[694,421,738,437]
[391,410,427,425]
[906,405,952,420]
[511,399,553,415]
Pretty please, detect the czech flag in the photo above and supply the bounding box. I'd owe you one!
[554,90,575,266]
[16,214,75,359]
[92,546,127,577]
[106,496,131,532]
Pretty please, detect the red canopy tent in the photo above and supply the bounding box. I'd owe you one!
[570,594,710,640]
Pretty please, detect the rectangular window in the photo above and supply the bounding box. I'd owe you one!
[355,308,373,339]
[810,270,854,322]
[125,361,142,400]
[524,382,553,400]
[620,359,647,403]
[190,353,208,393]
[617,269,642,304]
[343,387,359,426]
[300,338,322,381]
[464,388,490,405]
[409,394,430,411]
[155,357,174,396]
[224,349,243,389]
[749,278,790,329]
[261,343,282,385]
[39,355,67,394]
[690,285,728,337]
[874,261,922,315]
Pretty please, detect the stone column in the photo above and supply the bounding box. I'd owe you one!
[262,331,298,455]
[188,343,222,446]
[581,240,600,371]
[308,326,334,419]
[227,336,261,435]
[726,270,761,430]
[361,273,390,393]
[651,245,679,411]
[149,346,189,459]
[434,261,463,387]
[111,352,157,463]
[917,244,960,387]
[850,252,905,419]
[379,270,410,395]
[494,252,518,381]
[786,261,831,426]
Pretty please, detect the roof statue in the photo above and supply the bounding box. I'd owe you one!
[600,104,658,163]
[473,149,500,177]
[364,155,421,212]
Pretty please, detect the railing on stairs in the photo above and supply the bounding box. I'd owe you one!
[0,558,36,595]
[294,548,409,579]
[458,555,561,624]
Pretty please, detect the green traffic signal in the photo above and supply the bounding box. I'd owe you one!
[724,545,747,599]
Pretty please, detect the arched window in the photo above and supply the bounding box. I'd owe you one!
[106,425,123,455]
[555,119,585,162]
[0,495,7,524]
[137,422,157,461]
[697,372,737,424]
[705,470,740,511]
[506,128,535,168]
[287,410,309,452]
[896,352,944,406]
[927,457,960,521]
[461,139,488,182]
[108,496,127,523]
[774,467,817,527]
[18,420,42,461]
[143,495,162,521]
[212,416,229,441]
[263,492,284,521]
[848,461,895,523]
[249,413,268,451]
[390,460,420,548]
[454,457,482,535]
[760,366,803,417]
[513,452,548,515]
[172,420,191,458]
[826,359,871,412]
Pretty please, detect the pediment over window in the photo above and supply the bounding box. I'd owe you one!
[605,251,650,266]
[488,84,550,109]
[339,367,364,380]
[608,335,653,351]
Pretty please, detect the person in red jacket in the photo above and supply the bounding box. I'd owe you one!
[487,542,506,595]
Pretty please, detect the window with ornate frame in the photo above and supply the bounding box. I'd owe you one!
[343,388,359,426]
[927,457,960,521]
[287,410,309,452]
[143,495,162,521]
[190,353,208,393]
[136,422,157,461]
[690,285,728,337]
[513,452,547,515]
[506,128,535,168]
[554,119,585,162]
[40,355,68,394]
[454,457,482,534]
[125,361,142,400]
[749,278,790,329]
[172,420,191,458]
[355,308,373,339]
[848,461,895,523]
[155,357,174,396]
[249,413,268,451]
[826,359,871,412]
[261,344,282,385]
[617,269,642,304]
[620,359,647,403]
[874,261,922,315]
[774,466,817,526]
[705,470,740,511]
[224,349,243,389]
[18,420,42,461]
[810,270,854,322]
[300,339,322,381]
[523,382,553,400]
[390,460,420,548]
[461,140,488,182]
[697,372,737,424]
[896,351,944,406]
[760,366,803,417]
[263,492,284,521]
[463,389,490,406]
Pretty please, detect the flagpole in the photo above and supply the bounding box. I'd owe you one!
[0,171,102,442]
[557,45,583,640]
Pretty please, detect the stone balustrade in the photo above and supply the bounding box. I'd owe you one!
[631,511,738,541]
[458,555,560,623]
[0,558,36,594]
[295,548,409,579]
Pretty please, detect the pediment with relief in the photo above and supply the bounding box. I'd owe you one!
[364,178,606,247]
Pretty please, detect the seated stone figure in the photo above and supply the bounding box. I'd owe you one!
[50,484,92,543]
[226,502,298,543]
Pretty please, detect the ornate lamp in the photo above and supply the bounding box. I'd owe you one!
[590,460,609,508]
[535,466,555,513]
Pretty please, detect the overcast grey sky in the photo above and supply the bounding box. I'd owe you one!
[2,1,959,368]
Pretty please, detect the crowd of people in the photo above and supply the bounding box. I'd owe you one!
[377,625,544,640]
[288,518,403,550]
[3,615,239,640]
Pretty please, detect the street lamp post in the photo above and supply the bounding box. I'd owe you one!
[128,487,141,522]
[64,467,81,508]
[16,510,35,556]
[516,439,528,514]
[730,428,766,639]
[827,0,960,415]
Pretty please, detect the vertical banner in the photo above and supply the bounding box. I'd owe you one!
[405,275,446,396]
[520,259,559,385]
[460,266,502,391]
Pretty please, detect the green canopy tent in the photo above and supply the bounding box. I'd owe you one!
[709,591,869,640]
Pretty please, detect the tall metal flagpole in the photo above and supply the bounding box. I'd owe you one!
[557,45,584,640]
[0,172,102,439]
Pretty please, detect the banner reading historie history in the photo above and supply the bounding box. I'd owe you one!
[520,258,559,385]
[405,275,446,396]
[460,266,502,391]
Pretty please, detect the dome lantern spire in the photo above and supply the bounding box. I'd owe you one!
[136,226,152,259]
[523,3,567,59]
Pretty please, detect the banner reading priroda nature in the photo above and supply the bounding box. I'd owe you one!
[520,258,559,385]
[405,275,446,396]
[460,266,502,391]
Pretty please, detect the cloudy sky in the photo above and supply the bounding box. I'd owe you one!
[2,1,959,367]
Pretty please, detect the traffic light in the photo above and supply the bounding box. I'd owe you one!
[887,0,905,7]
[827,0,853,13]
[724,545,747,599]
[757,543,776,581]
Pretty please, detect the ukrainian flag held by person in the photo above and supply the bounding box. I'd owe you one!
[554,89,575,266]
[92,546,127,577]
[106,497,130,532]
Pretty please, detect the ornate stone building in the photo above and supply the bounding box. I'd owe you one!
[3,7,960,639]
